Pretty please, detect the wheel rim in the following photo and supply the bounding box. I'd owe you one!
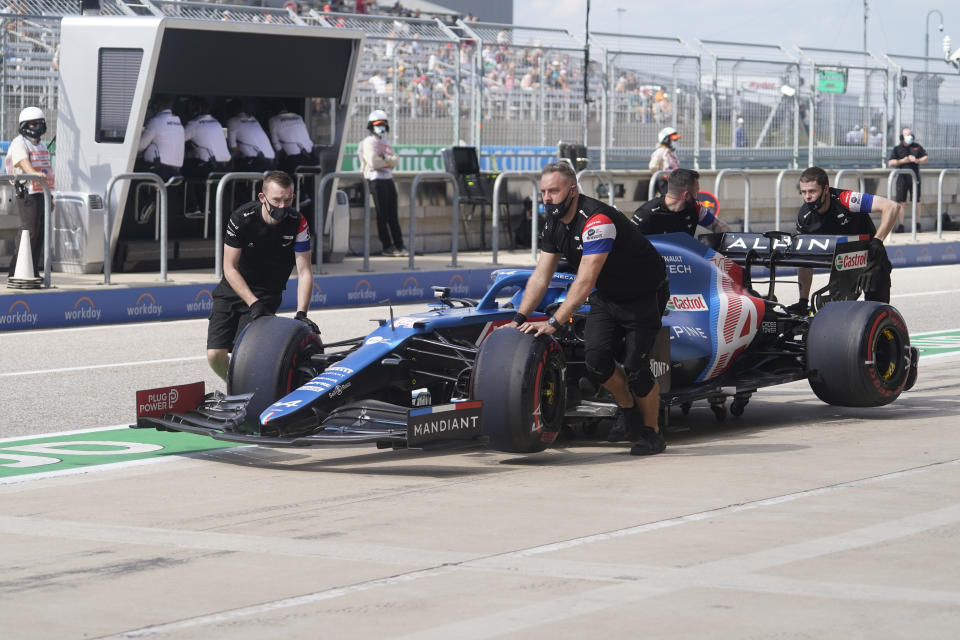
[872,326,903,386]
[537,360,564,428]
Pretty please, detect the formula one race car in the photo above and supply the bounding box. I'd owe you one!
[135,231,919,453]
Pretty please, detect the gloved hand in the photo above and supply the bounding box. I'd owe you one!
[867,237,885,262]
[295,310,321,334]
[248,299,274,321]
[785,298,809,316]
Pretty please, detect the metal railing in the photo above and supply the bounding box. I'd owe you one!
[773,169,804,230]
[714,169,752,232]
[2,172,52,287]
[408,172,459,270]
[648,170,670,201]
[886,169,919,241]
[214,172,267,280]
[937,170,960,240]
[103,172,166,284]
[834,169,866,194]
[576,170,614,206]
[315,171,370,274]
[490,171,541,264]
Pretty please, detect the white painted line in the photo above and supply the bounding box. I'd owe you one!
[0,355,206,377]
[892,288,960,299]
[0,423,132,443]
[0,455,180,486]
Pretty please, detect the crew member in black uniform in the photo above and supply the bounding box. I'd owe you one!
[887,127,928,233]
[632,168,729,236]
[502,161,669,456]
[206,171,320,381]
[789,166,900,315]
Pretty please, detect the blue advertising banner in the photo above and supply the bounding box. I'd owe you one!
[0,268,501,332]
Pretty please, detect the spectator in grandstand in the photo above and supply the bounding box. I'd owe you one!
[633,168,729,236]
[649,127,681,198]
[368,70,388,94]
[225,98,275,172]
[359,109,405,257]
[734,117,748,148]
[867,126,883,147]
[182,97,231,217]
[5,106,53,278]
[844,125,863,145]
[888,127,928,233]
[206,170,318,381]
[788,166,899,315]
[652,88,671,124]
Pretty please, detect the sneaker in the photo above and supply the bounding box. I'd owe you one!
[380,245,397,256]
[629,426,666,456]
[384,246,406,257]
[609,405,643,442]
[894,223,905,233]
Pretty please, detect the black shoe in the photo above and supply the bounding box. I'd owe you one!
[894,224,905,233]
[629,426,666,456]
[609,406,643,442]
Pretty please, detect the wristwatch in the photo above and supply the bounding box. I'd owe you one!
[547,316,561,329]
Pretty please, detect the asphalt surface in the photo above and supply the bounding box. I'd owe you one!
[0,263,958,638]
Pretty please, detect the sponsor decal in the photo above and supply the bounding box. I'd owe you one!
[407,401,482,445]
[136,382,204,419]
[365,335,388,345]
[662,255,683,263]
[448,274,470,296]
[666,294,708,312]
[916,247,932,264]
[392,316,420,329]
[311,283,328,305]
[64,296,102,321]
[942,245,957,262]
[329,382,351,398]
[761,320,778,334]
[0,300,38,326]
[890,248,907,266]
[186,289,213,313]
[671,325,709,340]
[834,250,868,271]
[127,292,162,317]
[347,279,377,302]
[650,359,670,378]
[395,276,425,299]
[667,263,692,275]
[725,235,833,253]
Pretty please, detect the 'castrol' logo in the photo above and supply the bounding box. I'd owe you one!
[835,250,868,271]
[666,294,708,312]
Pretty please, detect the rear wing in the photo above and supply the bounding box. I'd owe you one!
[703,232,875,308]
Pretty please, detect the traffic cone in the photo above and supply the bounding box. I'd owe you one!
[7,229,42,289]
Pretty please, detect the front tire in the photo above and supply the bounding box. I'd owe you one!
[807,301,911,407]
[228,316,323,432]
[470,329,566,453]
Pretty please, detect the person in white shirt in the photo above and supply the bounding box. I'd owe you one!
[137,94,184,179]
[5,106,54,277]
[268,101,315,175]
[358,109,405,256]
[225,98,275,172]
[183,97,231,217]
[867,126,884,148]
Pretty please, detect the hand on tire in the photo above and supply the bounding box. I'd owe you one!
[248,299,274,321]
[295,310,321,334]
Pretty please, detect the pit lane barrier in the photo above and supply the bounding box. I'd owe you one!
[834,169,866,194]
[773,169,804,231]
[887,169,919,242]
[214,171,269,280]
[648,170,670,201]
[490,171,540,265]
[0,172,52,288]
[408,172,460,270]
[937,169,960,240]
[104,172,175,285]
[714,169,753,232]
[315,171,371,274]
[576,170,615,206]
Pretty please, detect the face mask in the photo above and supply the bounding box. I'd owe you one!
[263,197,295,222]
[903,135,914,145]
[543,187,574,217]
[373,125,387,136]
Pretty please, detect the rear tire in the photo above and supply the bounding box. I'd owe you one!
[471,329,566,453]
[228,316,323,432]
[807,301,911,407]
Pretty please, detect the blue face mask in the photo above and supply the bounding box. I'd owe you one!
[903,135,914,145]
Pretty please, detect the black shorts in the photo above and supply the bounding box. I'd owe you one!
[895,174,920,203]
[206,291,283,351]
[583,284,668,373]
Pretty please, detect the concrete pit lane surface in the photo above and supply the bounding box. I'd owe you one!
[1,266,960,639]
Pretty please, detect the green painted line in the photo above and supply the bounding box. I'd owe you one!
[0,427,240,479]
[911,329,960,359]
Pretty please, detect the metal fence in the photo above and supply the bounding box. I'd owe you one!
[2,0,960,171]
[592,33,701,170]
[885,53,960,167]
